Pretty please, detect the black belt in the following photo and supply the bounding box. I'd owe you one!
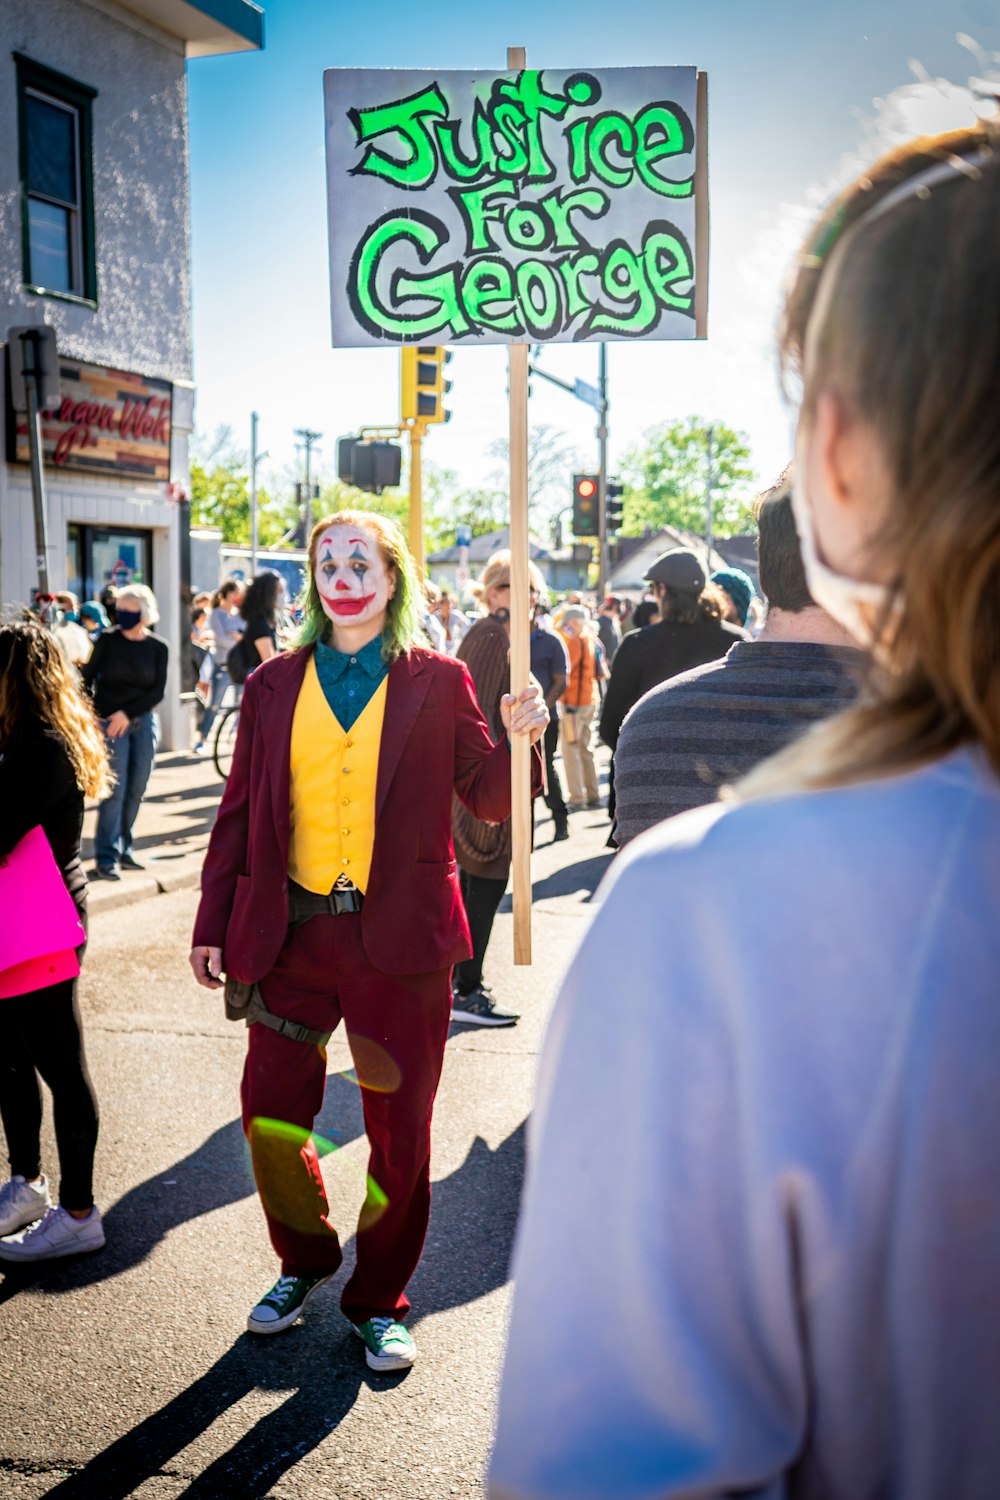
[288,878,364,924]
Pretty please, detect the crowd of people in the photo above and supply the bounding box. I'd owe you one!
[1,119,998,1495]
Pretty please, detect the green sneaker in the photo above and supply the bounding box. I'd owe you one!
[352,1316,417,1371]
[247,1272,332,1335]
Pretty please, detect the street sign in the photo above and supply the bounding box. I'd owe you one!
[573,378,602,412]
[324,66,707,347]
[7,325,60,411]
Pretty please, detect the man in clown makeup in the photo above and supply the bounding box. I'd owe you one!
[189,510,547,1371]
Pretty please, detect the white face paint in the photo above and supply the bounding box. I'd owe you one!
[792,423,899,654]
[313,522,394,632]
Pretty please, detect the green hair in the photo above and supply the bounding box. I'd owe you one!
[294,509,424,661]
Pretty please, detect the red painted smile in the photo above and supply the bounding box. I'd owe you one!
[328,594,375,616]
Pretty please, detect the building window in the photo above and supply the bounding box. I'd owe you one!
[15,53,97,304]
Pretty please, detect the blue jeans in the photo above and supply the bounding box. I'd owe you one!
[198,665,231,741]
[95,712,159,870]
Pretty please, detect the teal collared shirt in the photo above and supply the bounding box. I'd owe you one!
[314,633,388,731]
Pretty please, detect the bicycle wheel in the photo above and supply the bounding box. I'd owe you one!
[213,706,240,780]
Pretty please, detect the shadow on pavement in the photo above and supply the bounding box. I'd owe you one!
[22,1114,527,1494]
[498,852,613,910]
[0,1073,366,1305]
[40,1329,375,1499]
[408,1119,526,1323]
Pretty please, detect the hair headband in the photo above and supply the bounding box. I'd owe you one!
[802,145,995,270]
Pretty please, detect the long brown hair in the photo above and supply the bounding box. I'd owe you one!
[742,123,1000,797]
[0,616,112,798]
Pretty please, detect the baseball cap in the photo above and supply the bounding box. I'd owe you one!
[645,548,706,592]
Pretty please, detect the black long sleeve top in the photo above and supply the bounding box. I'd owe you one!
[81,629,168,721]
[0,716,88,911]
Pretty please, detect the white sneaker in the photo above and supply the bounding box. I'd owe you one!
[0,1203,105,1261]
[0,1175,51,1236]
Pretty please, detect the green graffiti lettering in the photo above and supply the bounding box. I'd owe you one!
[349,86,449,189]
[350,212,462,339]
[643,226,694,310]
[540,186,608,248]
[634,103,695,198]
[558,251,600,319]
[505,202,552,251]
[435,101,499,182]
[461,257,523,333]
[585,115,637,188]
[451,180,517,253]
[515,259,562,337]
[566,117,590,184]
[586,241,658,335]
[492,100,531,177]
[491,70,568,181]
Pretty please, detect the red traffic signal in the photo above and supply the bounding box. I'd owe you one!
[572,473,599,538]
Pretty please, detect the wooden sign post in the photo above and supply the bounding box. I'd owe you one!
[506,45,533,965]
[323,56,709,965]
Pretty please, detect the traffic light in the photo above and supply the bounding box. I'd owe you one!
[401,346,453,425]
[335,434,401,494]
[606,479,625,534]
[572,473,599,538]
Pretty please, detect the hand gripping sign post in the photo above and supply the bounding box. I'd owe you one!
[324,55,708,961]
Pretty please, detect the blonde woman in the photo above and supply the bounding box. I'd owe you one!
[0,617,112,1261]
[493,126,1000,1495]
[81,583,168,880]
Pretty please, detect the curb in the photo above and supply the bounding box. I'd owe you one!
[86,857,203,914]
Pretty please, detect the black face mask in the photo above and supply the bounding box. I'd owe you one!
[116,609,143,631]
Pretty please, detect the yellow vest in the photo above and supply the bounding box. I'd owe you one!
[287,656,387,895]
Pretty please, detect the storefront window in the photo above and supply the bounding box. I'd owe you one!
[67,524,152,605]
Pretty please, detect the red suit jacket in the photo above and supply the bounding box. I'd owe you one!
[192,643,539,981]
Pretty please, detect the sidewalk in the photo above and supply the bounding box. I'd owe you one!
[83,749,223,913]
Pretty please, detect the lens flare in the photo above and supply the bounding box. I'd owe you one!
[345,1033,403,1095]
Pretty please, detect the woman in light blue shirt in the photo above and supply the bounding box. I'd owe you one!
[492,124,1000,1500]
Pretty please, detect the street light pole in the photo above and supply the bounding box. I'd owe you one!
[528,347,610,598]
[597,342,609,601]
[705,424,715,567]
[250,411,259,577]
[294,427,322,542]
[20,330,52,595]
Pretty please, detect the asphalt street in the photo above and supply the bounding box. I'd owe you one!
[0,772,616,1500]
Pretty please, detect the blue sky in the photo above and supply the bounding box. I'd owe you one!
[186,0,996,502]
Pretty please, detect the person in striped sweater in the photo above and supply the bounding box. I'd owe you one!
[613,479,862,847]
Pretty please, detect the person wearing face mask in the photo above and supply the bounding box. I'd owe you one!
[491,126,1000,1499]
[188,511,547,1373]
[80,585,168,882]
[79,601,111,644]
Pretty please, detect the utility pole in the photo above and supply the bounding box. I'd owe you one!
[294,427,322,541]
[597,343,609,600]
[704,424,715,568]
[250,412,259,576]
[20,329,53,595]
[408,424,425,574]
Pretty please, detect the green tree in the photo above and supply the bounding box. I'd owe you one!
[189,427,298,547]
[620,417,756,538]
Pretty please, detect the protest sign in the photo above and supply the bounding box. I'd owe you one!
[324,66,706,347]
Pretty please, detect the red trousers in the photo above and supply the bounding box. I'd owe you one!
[241,910,451,1323]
